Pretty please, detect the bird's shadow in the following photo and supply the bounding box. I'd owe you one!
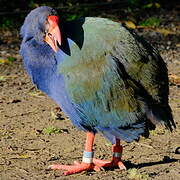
[124,156,179,169]
[103,156,179,171]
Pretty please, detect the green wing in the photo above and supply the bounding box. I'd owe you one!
[58,17,175,136]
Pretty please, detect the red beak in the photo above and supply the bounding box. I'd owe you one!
[45,15,61,52]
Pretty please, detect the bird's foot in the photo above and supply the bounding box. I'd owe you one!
[48,161,101,175]
[93,157,126,170]
[48,158,126,175]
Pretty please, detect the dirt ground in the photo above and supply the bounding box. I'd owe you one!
[0,8,180,180]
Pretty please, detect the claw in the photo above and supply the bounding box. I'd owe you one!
[93,165,101,172]
[118,161,127,170]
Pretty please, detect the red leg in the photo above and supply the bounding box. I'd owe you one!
[93,138,126,170]
[48,135,126,175]
[48,132,100,175]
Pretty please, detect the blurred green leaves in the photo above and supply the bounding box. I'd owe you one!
[0,0,166,30]
[139,16,161,27]
[143,2,161,9]
[0,18,14,29]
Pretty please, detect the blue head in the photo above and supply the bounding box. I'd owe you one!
[20,6,61,52]
[20,6,62,94]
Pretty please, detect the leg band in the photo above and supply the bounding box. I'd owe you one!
[82,151,94,163]
[113,152,121,158]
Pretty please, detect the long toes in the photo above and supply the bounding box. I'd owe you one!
[48,164,76,171]
[64,164,91,175]
[93,158,111,167]
[48,160,126,175]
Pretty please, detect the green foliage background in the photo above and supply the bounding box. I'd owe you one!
[0,0,178,29]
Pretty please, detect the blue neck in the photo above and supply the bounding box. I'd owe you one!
[23,39,58,95]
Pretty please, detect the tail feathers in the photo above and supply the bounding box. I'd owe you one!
[97,122,145,143]
[146,104,176,131]
[97,104,176,144]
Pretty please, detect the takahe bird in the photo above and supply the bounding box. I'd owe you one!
[20,6,176,175]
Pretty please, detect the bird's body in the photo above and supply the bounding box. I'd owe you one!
[20,6,175,175]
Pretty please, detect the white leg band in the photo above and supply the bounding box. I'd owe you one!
[82,156,93,163]
[82,151,94,163]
